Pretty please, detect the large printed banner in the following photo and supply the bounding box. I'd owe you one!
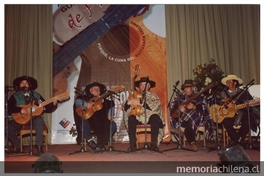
[51,4,170,144]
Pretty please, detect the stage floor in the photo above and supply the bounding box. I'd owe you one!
[4,141,261,173]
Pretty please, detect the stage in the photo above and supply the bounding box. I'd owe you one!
[4,141,260,173]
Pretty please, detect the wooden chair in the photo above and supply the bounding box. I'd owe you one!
[222,123,242,147]
[136,124,151,148]
[183,123,206,149]
[19,125,48,153]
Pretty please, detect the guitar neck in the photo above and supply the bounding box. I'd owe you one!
[182,82,216,106]
[235,100,260,110]
[53,20,106,75]
[93,91,111,103]
[182,92,201,106]
[39,98,56,108]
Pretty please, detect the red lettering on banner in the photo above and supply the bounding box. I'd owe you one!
[83,4,103,18]
[68,14,84,29]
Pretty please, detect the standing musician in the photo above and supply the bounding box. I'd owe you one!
[73,82,117,151]
[123,77,165,152]
[7,76,58,155]
[217,75,260,148]
[170,79,214,152]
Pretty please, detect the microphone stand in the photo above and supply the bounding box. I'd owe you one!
[28,90,34,156]
[5,86,29,157]
[207,89,223,152]
[68,88,93,155]
[5,86,10,154]
[128,80,162,153]
[162,81,194,152]
[106,93,125,153]
[5,86,16,156]
[240,80,257,150]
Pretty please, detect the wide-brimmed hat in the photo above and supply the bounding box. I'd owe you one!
[85,82,106,94]
[221,75,243,85]
[181,79,195,90]
[135,77,156,88]
[13,75,38,90]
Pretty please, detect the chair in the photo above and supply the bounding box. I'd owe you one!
[183,123,206,149]
[19,125,48,153]
[136,124,151,148]
[222,123,251,147]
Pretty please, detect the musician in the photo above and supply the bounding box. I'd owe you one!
[7,76,58,155]
[73,82,117,151]
[218,75,259,148]
[170,79,214,152]
[124,77,165,152]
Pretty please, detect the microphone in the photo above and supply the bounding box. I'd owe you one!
[74,87,86,95]
[176,80,180,86]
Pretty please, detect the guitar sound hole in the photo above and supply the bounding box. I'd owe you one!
[100,24,140,58]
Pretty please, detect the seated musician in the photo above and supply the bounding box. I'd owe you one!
[7,76,58,155]
[170,79,214,152]
[73,82,117,152]
[217,75,260,148]
[123,77,165,152]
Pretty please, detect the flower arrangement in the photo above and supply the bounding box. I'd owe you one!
[193,59,225,93]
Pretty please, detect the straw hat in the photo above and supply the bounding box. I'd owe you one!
[221,75,243,85]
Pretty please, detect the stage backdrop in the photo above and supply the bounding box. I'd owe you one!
[51,4,170,144]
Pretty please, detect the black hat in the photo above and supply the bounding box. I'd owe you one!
[85,82,106,95]
[181,79,195,90]
[135,77,156,88]
[13,76,38,90]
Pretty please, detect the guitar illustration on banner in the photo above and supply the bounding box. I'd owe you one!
[12,92,70,125]
[210,98,260,123]
[75,85,125,119]
[53,5,149,96]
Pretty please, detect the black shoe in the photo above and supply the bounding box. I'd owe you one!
[87,140,100,151]
[227,140,238,148]
[127,145,137,152]
[36,146,44,156]
[150,143,159,151]
[99,145,106,151]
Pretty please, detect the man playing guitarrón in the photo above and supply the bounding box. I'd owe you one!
[124,77,165,152]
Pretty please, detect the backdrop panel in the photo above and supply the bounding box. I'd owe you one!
[51,4,170,144]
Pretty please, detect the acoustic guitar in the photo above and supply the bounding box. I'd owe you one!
[12,92,70,125]
[76,85,125,120]
[210,98,260,123]
[171,81,217,118]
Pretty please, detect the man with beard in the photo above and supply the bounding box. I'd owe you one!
[7,76,58,155]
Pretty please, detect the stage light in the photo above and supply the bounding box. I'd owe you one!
[32,153,62,173]
[218,144,257,173]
